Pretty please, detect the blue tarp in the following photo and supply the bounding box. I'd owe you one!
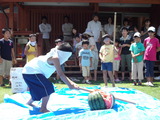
[0,86,160,120]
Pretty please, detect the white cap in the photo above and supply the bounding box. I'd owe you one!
[148,26,156,32]
[83,29,93,36]
[133,32,141,38]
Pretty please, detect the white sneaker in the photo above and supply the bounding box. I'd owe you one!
[86,80,91,84]
[144,82,149,86]
[154,76,160,80]
[148,82,154,87]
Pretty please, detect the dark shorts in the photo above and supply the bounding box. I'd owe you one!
[101,62,113,71]
[22,74,55,101]
[144,60,155,77]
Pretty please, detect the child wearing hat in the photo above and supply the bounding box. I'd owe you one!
[129,32,145,85]
[99,35,115,87]
[83,29,99,81]
[143,26,160,86]
[24,34,38,62]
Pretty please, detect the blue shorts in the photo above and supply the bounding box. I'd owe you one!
[22,74,55,101]
[144,60,155,77]
[101,62,113,71]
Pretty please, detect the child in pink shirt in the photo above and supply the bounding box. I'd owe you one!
[113,40,122,82]
[144,26,160,86]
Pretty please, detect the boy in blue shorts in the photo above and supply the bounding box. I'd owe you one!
[99,35,115,87]
[22,43,79,113]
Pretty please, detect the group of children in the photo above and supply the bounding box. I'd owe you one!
[0,26,160,88]
[77,26,160,87]
[0,28,38,86]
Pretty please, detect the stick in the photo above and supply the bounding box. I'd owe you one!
[114,96,136,105]
[113,12,117,45]
[78,87,136,104]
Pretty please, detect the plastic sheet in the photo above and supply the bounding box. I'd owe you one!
[0,86,160,120]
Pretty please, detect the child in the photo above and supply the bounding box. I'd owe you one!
[79,40,93,84]
[83,29,99,81]
[75,34,82,58]
[120,27,132,81]
[143,26,160,86]
[113,40,122,82]
[0,28,17,86]
[24,34,38,62]
[99,35,115,87]
[22,43,79,113]
[129,32,145,85]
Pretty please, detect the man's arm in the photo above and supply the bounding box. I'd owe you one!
[39,24,46,33]
[47,24,52,33]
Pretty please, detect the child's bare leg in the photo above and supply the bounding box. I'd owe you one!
[40,96,50,113]
[122,72,125,80]
[94,70,97,81]
[150,77,153,83]
[27,98,34,106]
[89,73,93,80]
[102,70,108,86]
[114,71,118,79]
[0,75,3,85]
[108,71,115,87]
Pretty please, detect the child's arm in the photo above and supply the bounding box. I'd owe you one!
[157,47,160,52]
[90,57,92,67]
[24,45,29,55]
[11,48,17,65]
[119,47,122,55]
[35,44,38,57]
[50,57,79,89]
[133,51,144,57]
[79,57,82,67]
[99,52,103,62]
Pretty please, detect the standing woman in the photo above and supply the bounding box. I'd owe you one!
[120,27,132,81]
[141,19,151,43]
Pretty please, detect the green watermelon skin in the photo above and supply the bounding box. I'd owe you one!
[88,92,106,110]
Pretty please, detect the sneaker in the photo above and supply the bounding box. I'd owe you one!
[86,80,91,84]
[138,82,142,86]
[144,82,149,86]
[148,82,154,87]
[0,84,5,87]
[115,79,121,82]
[133,82,137,86]
[82,80,86,84]
[154,76,160,80]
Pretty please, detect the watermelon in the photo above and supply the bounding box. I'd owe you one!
[88,91,115,110]
[88,91,106,110]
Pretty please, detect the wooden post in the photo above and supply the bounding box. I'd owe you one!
[9,2,14,29]
[113,12,117,44]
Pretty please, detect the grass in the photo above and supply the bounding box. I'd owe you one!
[0,78,160,103]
